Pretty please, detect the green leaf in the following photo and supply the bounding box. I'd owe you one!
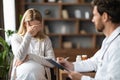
[0,36,13,79]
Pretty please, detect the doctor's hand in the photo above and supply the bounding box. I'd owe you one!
[56,57,74,71]
[68,71,83,80]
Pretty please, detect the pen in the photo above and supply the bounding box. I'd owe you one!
[65,57,69,61]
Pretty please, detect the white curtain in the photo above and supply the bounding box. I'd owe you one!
[3,0,16,44]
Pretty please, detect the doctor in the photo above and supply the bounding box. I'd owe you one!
[57,0,120,80]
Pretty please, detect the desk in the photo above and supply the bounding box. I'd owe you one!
[59,70,96,80]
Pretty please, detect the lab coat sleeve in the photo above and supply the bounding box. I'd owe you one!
[81,76,94,80]
[81,45,120,80]
[74,50,101,72]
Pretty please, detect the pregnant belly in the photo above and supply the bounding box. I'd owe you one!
[16,60,45,76]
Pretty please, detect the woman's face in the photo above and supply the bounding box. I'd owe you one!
[29,20,42,31]
[25,20,42,36]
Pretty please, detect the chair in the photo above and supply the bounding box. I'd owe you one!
[50,68,56,80]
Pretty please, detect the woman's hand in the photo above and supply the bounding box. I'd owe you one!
[15,55,29,67]
[68,71,83,80]
[56,57,74,71]
[26,21,42,37]
[14,59,23,67]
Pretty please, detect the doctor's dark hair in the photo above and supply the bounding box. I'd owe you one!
[91,0,120,23]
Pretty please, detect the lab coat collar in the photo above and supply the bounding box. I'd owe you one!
[105,26,120,44]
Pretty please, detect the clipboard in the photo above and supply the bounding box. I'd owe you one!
[46,59,70,72]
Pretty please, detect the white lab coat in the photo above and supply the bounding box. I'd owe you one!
[74,26,120,80]
[10,32,55,80]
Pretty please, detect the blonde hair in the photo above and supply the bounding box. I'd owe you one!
[17,8,46,39]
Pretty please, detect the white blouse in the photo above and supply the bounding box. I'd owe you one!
[10,32,55,80]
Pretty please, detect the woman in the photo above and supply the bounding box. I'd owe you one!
[10,8,55,80]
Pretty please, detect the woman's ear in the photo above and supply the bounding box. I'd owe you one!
[24,21,30,27]
[23,22,26,27]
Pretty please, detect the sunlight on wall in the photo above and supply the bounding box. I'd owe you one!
[3,0,16,42]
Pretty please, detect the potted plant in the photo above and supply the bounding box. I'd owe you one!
[0,29,14,80]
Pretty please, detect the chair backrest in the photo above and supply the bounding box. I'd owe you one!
[8,59,13,80]
[50,68,56,80]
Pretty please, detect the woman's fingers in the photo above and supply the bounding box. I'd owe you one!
[14,55,29,67]
[14,59,23,67]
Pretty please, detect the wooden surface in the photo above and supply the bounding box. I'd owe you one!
[54,48,99,62]
[59,70,95,80]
